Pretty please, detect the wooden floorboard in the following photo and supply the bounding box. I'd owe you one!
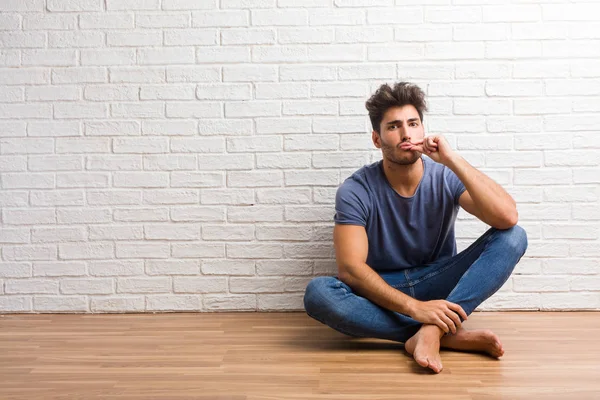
[1,312,599,399]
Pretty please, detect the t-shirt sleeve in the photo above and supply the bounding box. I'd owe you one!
[444,166,467,205]
[333,180,370,227]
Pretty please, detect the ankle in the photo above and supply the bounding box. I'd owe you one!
[419,324,445,339]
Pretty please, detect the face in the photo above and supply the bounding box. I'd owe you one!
[372,105,424,166]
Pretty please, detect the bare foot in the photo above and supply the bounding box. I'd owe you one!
[440,328,504,358]
[404,325,444,373]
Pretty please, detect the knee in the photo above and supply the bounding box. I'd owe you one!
[497,224,528,257]
[303,276,338,317]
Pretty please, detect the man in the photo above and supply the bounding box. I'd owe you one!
[303,82,527,374]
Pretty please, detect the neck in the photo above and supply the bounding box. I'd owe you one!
[381,156,424,197]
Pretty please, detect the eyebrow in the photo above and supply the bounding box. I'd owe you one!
[386,118,420,125]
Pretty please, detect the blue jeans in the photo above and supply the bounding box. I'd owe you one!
[303,225,528,343]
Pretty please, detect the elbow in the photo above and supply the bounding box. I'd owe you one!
[494,209,519,230]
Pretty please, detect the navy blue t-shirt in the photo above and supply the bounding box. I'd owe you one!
[334,156,467,272]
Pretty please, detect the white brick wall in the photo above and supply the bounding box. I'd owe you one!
[0,0,598,313]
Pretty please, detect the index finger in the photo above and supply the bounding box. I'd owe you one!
[447,302,468,321]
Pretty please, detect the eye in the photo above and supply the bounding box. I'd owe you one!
[388,124,397,130]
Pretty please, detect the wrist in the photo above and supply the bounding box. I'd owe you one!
[405,298,419,317]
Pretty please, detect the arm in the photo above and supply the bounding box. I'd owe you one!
[334,224,416,315]
[410,136,518,229]
[334,224,467,333]
[450,154,518,230]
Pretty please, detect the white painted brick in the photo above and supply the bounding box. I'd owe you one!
[91,297,145,313]
[221,28,275,45]
[80,13,134,29]
[164,29,217,46]
[569,22,600,40]
[49,31,103,48]
[428,117,486,133]
[454,98,510,115]
[201,189,253,205]
[394,25,451,42]
[204,294,255,311]
[34,262,85,277]
[425,6,480,23]
[2,138,54,154]
[477,293,540,311]
[0,191,27,207]
[86,155,142,171]
[106,0,159,10]
[0,227,28,244]
[173,277,227,293]
[228,206,283,222]
[197,46,250,63]
[278,27,333,44]
[146,260,199,275]
[313,117,366,134]
[0,155,26,172]
[256,260,312,276]
[56,137,110,153]
[162,0,215,10]
[225,101,280,118]
[369,44,423,61]
[256,153,310,169]
[25,86,77,101]
[81,49,136,66]
[142,120,195,136]
[228,170,283,187]
[202,260,254,276]
[113,172,168,188]
[85,121,139,136]
[455,62,510,79]
[192,10,248,27]
[143,155,196,171]
[136,12,190,28]
[113,207,168,222]
[487,116,541,133]
[0,32,45,48]
[166,66,220,83]
[2,173,54,189]
[514,168,572,186]
[0,103,52,119]
[229,277,280,293]
[52,67,106,84]
[338,64,395,80]
[543,3,600,22]
[546,80,600,96]
[574,169,600,184]
[544,224,598,240]
[4,245,56,261]
[57,208,111,224]
[145,224,200,240]
[284,100,337,116]
[0,0,43,11]
[544,259,600,275]
[545,151,599,167]
[34,296,88,312]
[87,190,141,205]
[0,50,19,67]
[486,41,542,58]
[309,9,364,26]
[84,85,139,101]
[197,84,251,100]
[107,31,162,47]
[544,115,600,132]
[146,295,202,311]
[89,260,144,276]
[573,205,600,221]
[197,154,253,170]
[280,65,336,81]
[113,137,168,154]
[89,225,143,241]
[307,44,364,62]
[171,137,224,153]
[227,243,282,259]
[30,190,84,207]
[285,205,334,222]
[110,67,164,83]
[541,293,600,311]
[285,135,338,151]
[54,103,108,119]
[256,225,311,241]
[198,119,252,136]
[336,27,392,43]
[0,263,31,278]
[284,243,335,259]
[258,293,303,310]
[0,121,26,136]
[116,242,169,259]
[311,82,366,98]
[171,243,225,258]
[511,23,567,40]
[285,170,338,186]
[544,186,598,203]
[486,152,541,168]
[513,134,564,150]
[112,102,164,118]
[22,50,76,67]
[171,172,223,187]
[166,102,220,118]
[202,225,254,241]
[453,24,509,41]
[227,136,281,152]
[117,277,170,293]
[138,47,195,65]
[61,278,113,295]
[171,206,225,222]
[0,14,19,30]
[223,65,277,82]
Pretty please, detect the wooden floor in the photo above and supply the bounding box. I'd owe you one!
[1,312,599,400]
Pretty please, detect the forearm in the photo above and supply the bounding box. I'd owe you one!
[339,263,417,316]
[447,154,518,227]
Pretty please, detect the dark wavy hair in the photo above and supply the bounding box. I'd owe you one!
[365,82,428,134]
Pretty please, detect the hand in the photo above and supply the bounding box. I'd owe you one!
[404,135,456,166]
[408,299,468,334]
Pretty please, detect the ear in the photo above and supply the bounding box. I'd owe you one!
[372,130,381,148]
